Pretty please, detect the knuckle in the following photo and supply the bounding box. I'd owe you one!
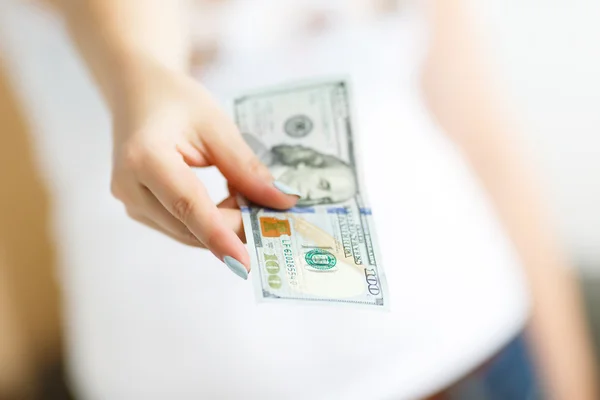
[110,179,123,200]
[171,196,195,223]
[110,178,134,205]
[121,142,151,171]
[247,155,269,179]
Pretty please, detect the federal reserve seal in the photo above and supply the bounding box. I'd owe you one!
[284,115,313,138]
[305,248,337,271]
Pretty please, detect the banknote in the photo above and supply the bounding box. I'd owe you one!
[234,79,389,308]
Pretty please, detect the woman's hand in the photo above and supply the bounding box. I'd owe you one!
[109,59,299,278]
[56,0,298,278]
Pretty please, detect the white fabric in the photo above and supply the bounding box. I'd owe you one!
[0,1,528,399]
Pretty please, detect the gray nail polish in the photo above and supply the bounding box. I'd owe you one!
[273,180,302,197]
[224,256,249,280]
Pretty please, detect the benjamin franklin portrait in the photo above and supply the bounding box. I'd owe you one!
[243,133,357,206]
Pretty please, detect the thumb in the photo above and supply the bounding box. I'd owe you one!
[206,122,301,209]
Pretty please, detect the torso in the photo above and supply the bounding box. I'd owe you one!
[0,1,529,398]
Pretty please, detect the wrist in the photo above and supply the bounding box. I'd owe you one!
[104,49,180,116]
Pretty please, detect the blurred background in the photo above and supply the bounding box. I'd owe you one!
[0,0,599,399]
[480,0,600,271]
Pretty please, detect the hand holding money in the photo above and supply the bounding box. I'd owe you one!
[237,80,389,307]
[107,59,300,277]
[55,0,300,277]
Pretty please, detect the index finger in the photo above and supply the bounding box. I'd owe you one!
[203,117,300,209]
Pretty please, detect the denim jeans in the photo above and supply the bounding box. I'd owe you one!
[427,334,542,400]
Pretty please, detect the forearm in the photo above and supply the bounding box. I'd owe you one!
[423,1,598,398]
[55,0,188,110]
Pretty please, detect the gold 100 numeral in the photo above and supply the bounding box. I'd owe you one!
[263,253,282,289]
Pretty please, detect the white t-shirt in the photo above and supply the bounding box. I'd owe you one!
[0,1,528,399]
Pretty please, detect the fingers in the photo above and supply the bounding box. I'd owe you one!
[137,186,200,243]
[218,207,245,243]
[217,195,239,209]
[227,182,237,199]
[120,184,201,247]
[128,207,245,248]
[137,151,250,269]
[204,118,300,209]
[128,212,202,247]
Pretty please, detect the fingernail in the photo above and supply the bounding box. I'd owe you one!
[273,181,302,197]
[223,256,249,280]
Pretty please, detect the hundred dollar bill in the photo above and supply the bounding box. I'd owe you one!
[234,80,389,308]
